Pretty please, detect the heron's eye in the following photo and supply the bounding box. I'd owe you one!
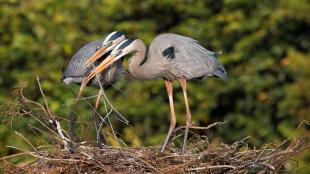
[95,45,101,51]
[115,50,122,56]
[104,41,112,47]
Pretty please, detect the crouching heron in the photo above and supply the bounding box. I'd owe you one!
[61,31,125,149]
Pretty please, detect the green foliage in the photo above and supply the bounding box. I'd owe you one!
[0,0,309,172]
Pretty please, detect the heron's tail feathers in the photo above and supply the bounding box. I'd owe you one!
[212,69,227,81]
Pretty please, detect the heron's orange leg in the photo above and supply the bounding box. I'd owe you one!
[180,79,191,153]
[161,80,176,152]
[92,89,107,147]
[69,78,88,152]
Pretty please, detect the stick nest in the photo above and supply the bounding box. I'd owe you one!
[2,133,309,174]
[1,78,309,173]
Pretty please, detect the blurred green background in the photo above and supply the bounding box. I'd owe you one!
[0,0,309,172]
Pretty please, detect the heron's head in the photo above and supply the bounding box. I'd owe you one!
[86,38,141,80]
[83,31,125,68]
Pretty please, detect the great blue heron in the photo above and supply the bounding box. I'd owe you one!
[61,31,125,148]
[86,33,227,153]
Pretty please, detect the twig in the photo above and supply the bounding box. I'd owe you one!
[6,145,88,163]
[187,165,236,171]
[36,76,70,151]
[0,152,29,160]
[36,75,53,119]
[14,131,37,152]
[55,120,70,150]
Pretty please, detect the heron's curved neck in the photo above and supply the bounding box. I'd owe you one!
[128,41,159,80]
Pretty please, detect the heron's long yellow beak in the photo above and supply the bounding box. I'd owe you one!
[83,47,107,68]
[87,55,117,81]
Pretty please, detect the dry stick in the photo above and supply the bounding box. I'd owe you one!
[67,85,126,148]
[14,131,37,152]
[19,89,49,120]
[6,146,84,163]
[55,121,71,142]
[23,98,70,148]
[29,124,61,145]
[98,109,113,145]
[23,78,70,150]
[25,112,60,140]
[94,72,124,148]
[36,75,53,119]
[0,152,29,160]
[67,84,113,144]
[79,94,104,100]
[173,121,226,134]
[135,158,162,174]
[297,120,309,129]
[28,124,42,137]
[95,161,108,172]
[67,89,110,148]
[187,165,236,171]
[168,121,227,147]
[37,76,70,150]
[91,66,128,125]
[190,120,227,130]
[1,160,24,171]
[95,88,108,145]
[90,63,124,121]
[101,89,129,124]
[78,158,86,173]
[261,163,275,171]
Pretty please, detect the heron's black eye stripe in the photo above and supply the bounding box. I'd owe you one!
[108,32,124,42]
[118,38,135,50]
[162,46,175,59]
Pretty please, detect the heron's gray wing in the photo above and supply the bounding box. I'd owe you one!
[165,35,226,80]
[62,39,103,78]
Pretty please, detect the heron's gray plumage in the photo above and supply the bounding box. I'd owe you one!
[61,39,123,87]
[142,33,227,81]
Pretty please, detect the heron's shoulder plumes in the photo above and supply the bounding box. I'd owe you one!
[62,39,104,80]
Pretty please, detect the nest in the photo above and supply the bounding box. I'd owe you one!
[2,134,309,173]
[1,77,310,173]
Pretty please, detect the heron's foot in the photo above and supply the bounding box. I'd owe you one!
[161,141,169,152]
[161,131,175,152]
[95,129,109,148]
[181,139,188,154]
[181,123,191,154]
[161,126,181,152]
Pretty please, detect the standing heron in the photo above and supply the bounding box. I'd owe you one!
[61,31,125,148]
[85,33,227,153]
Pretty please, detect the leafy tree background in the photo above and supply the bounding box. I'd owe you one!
[0,0,309,172]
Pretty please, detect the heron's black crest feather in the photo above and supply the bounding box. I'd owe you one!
[162,46,175,59]
[118,38,135,50]
[108,32,124,42]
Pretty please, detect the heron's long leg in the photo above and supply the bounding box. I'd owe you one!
[69,78,88,152]
[92,89,107,147]
[161,80,176,152]
[180,79,191,153]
